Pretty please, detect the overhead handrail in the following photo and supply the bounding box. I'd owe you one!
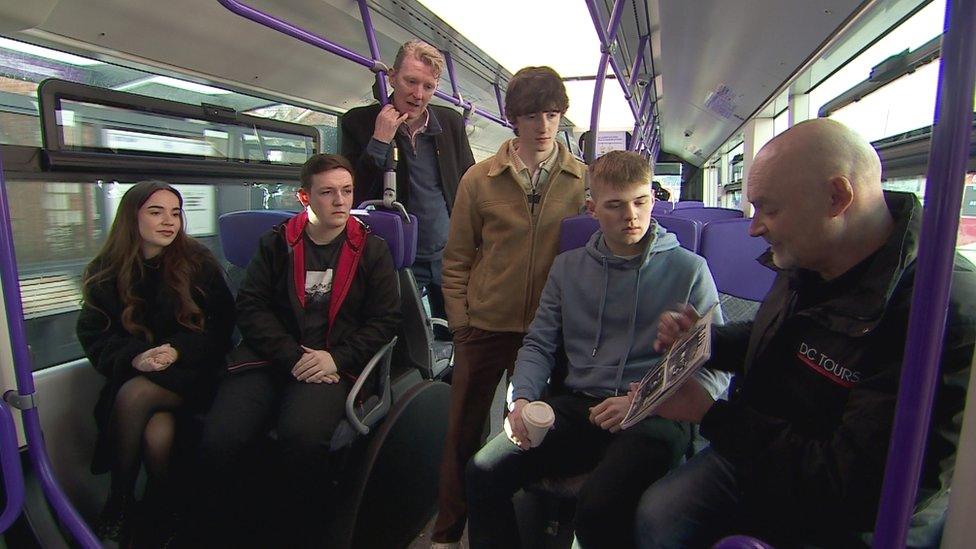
[873,0,976,546]
[0,399,24,533]
[0,151,99,546]
[217,0,511,128]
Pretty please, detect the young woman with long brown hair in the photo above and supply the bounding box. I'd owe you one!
[77,180,235,544]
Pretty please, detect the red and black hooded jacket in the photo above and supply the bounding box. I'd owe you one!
[231,211,401,377]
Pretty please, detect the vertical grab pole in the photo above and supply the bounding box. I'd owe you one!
[356,0,388,104]
[584,0,627,163]
[0,158,99,547]
[494,82,506,122]
[872,0,976,546]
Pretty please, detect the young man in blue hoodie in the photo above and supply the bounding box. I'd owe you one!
[465,151,730,549]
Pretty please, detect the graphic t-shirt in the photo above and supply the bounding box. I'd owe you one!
[301,231,344,349]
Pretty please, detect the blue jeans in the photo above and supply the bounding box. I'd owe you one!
[466,393,690,549]
[635,447,742,549]
[411,258,448,338]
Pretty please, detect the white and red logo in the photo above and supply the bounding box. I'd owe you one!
[796,342,861,388]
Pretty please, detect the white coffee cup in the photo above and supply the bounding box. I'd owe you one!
[521,401,555,448]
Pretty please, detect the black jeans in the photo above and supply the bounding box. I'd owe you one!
[465,393,691,549]
[197,368,351,547]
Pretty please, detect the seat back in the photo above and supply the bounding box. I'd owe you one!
[558,215,599,253]
[700,218,775,302]
[653,215,702,254]
[217,209,410,269]
[652,201,674,215]
[218,209,294,268]
[668,207,743,224]
[672,200,704,210]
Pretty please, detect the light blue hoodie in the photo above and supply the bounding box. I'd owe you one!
[509,222,731,403]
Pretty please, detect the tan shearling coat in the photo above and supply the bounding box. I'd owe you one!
[442,140,586,333]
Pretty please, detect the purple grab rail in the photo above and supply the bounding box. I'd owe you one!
[0,156,98,546]
[356,0,389,103]
[0,400,24,532]
[584,0,627,162]
[216,0,510,128]
[712,535,774,549]
[873,0,976,546]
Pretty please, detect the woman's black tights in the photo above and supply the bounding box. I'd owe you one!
[106,376,183,501]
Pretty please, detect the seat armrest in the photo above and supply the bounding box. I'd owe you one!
[430,317,449,329]
[345,336,397,435]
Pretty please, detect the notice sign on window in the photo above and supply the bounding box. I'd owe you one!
[595,131,629,158]
[104,183,216,237]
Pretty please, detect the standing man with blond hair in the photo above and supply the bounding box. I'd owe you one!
[341,39,475,333]
[433,66,586,547]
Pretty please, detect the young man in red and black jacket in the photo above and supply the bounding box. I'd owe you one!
[636,119,975,548]
[198,153,401,546]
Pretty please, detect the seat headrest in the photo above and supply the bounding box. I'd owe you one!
[218,210,294,268]
[700,218,775,301]
[218,209,417,270]
[654,215,702,254]
[672,200,704,210]
[668,207,744,224]
[355,209,417,269]
[559,214,600,253]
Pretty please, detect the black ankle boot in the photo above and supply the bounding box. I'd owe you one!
[94,493,133,542]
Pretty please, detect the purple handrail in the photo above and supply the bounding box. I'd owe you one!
[0,400,24,532]
[0,155,99,546]
[356,0,388,103]
[584,0,627,162]
[873,0,976,546]
[628,35,649,88]
[216,0,510,128]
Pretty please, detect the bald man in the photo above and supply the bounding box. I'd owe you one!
[634,119,975,548]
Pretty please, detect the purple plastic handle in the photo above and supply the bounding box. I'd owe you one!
[873,0,976,546]
[0,400,24,532]
[217,0,510,127]
[0,153,99,546]
[712,535,774,549]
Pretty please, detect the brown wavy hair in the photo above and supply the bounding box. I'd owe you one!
[82,181,213,342]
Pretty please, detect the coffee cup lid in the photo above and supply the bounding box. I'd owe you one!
[523,401,554,426]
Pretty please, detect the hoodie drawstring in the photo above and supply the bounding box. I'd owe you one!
[591,256,609,357]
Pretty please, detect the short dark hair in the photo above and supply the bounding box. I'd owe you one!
[300,153,355,191]
[589,151,652,198]
[505,66,569,123]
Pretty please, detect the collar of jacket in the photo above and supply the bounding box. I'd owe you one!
[283,211,368,308]
[486,140,585,181]
[760,191,921,336]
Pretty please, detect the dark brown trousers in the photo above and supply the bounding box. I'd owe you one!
[432,327,525,542]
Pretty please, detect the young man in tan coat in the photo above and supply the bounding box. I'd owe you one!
[432,66,586,547]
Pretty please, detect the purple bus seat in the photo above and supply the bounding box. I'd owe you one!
[712,535,775,549]
[559,214,599,253]
[653,201,674,215]
[218,209,293,268]
[673,200,704,210]
[217,209,411,270]
[700,218,775,302]
[654,214,702,254]
[669,207,744,224]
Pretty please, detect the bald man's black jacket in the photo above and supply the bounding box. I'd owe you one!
[700,191,975,545]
